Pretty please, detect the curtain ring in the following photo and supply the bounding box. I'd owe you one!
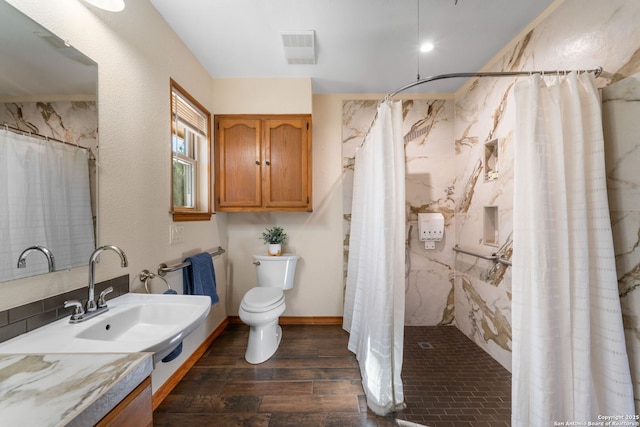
[140,269,171,294]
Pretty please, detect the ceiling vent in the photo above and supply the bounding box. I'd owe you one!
[280,31,316,65]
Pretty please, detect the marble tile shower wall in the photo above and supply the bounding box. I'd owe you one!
[602,72,640,413]
[452,0,640,387]
[343,0,640,393]
[342,99,456,328]
[0,101,98,151]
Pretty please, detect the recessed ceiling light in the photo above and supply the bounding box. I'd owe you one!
[420,42,435,53]
[83,0,125,12]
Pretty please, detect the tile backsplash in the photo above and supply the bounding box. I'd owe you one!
[0,275,129,343]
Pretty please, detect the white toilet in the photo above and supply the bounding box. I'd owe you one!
[238,254,299,364]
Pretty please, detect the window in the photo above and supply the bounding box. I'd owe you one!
[170,79,212,221]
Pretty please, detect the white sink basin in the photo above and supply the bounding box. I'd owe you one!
[0,293,211,364]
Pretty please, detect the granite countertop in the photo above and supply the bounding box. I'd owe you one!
[0,352,153,427]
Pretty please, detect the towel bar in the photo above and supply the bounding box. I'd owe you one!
[157,246,226,276]
[452,245,512,266]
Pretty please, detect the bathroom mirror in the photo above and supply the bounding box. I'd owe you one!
[0,1,98,282]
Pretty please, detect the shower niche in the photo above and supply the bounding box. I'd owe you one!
[483,206,499,247]
[483,138,499,181]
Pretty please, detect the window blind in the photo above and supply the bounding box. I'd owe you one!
[172,91,207,137]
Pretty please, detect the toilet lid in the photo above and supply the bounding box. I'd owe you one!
[242,287,284,310]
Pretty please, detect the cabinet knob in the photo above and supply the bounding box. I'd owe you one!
[265,161,270,166]
[255,160,260,165]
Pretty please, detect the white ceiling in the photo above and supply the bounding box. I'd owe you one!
[149,0,555,94]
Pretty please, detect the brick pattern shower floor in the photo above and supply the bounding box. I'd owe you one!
[154,324,511,427]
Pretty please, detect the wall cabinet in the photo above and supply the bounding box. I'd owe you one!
[214,114,312,212]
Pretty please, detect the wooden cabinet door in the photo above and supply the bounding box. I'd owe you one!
[215,118,262,209]
[263,117,311,209]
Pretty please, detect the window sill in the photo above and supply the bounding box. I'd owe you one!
[171,211,213,222]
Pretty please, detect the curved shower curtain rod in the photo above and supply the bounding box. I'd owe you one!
[385,66,603,99]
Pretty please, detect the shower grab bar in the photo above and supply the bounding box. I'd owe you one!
[453,245,497,261]
[453,245,512,266]
[497,257,512,267]
[157,246,226,276]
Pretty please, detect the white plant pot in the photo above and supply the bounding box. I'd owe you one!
[268,244,282,256]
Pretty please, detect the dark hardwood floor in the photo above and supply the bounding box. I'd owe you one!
[154,324,511,427]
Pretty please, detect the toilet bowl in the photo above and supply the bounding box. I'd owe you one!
[238,254,299,364]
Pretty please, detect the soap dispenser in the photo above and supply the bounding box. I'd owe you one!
[418,213,445,250]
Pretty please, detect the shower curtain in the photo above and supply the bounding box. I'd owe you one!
[0,130,95,281]
[512,72,635,425]
[343,100,406,415]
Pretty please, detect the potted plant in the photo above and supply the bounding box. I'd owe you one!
[261,226,287,256]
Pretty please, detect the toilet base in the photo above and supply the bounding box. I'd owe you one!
[245,321,282,364]
[238,291,286,365]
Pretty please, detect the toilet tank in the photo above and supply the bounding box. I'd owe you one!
[253,254,299,290]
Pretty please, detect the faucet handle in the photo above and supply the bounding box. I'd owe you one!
[98,287,114,308]
[64,300,84,320]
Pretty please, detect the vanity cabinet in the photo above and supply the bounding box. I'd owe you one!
[214,115,312,212]
[96,377,152,427]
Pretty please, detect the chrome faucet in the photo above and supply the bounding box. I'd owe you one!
[17,246,56,272]
[65,245,128,323]
[87,245,128,312]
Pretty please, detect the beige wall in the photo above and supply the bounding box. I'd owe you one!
[218,90,439,319]
[214,83,346,318]
[212,78,312,114]
[4,0,228,392]
[216,90,445,320]
[213,89,444,317]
